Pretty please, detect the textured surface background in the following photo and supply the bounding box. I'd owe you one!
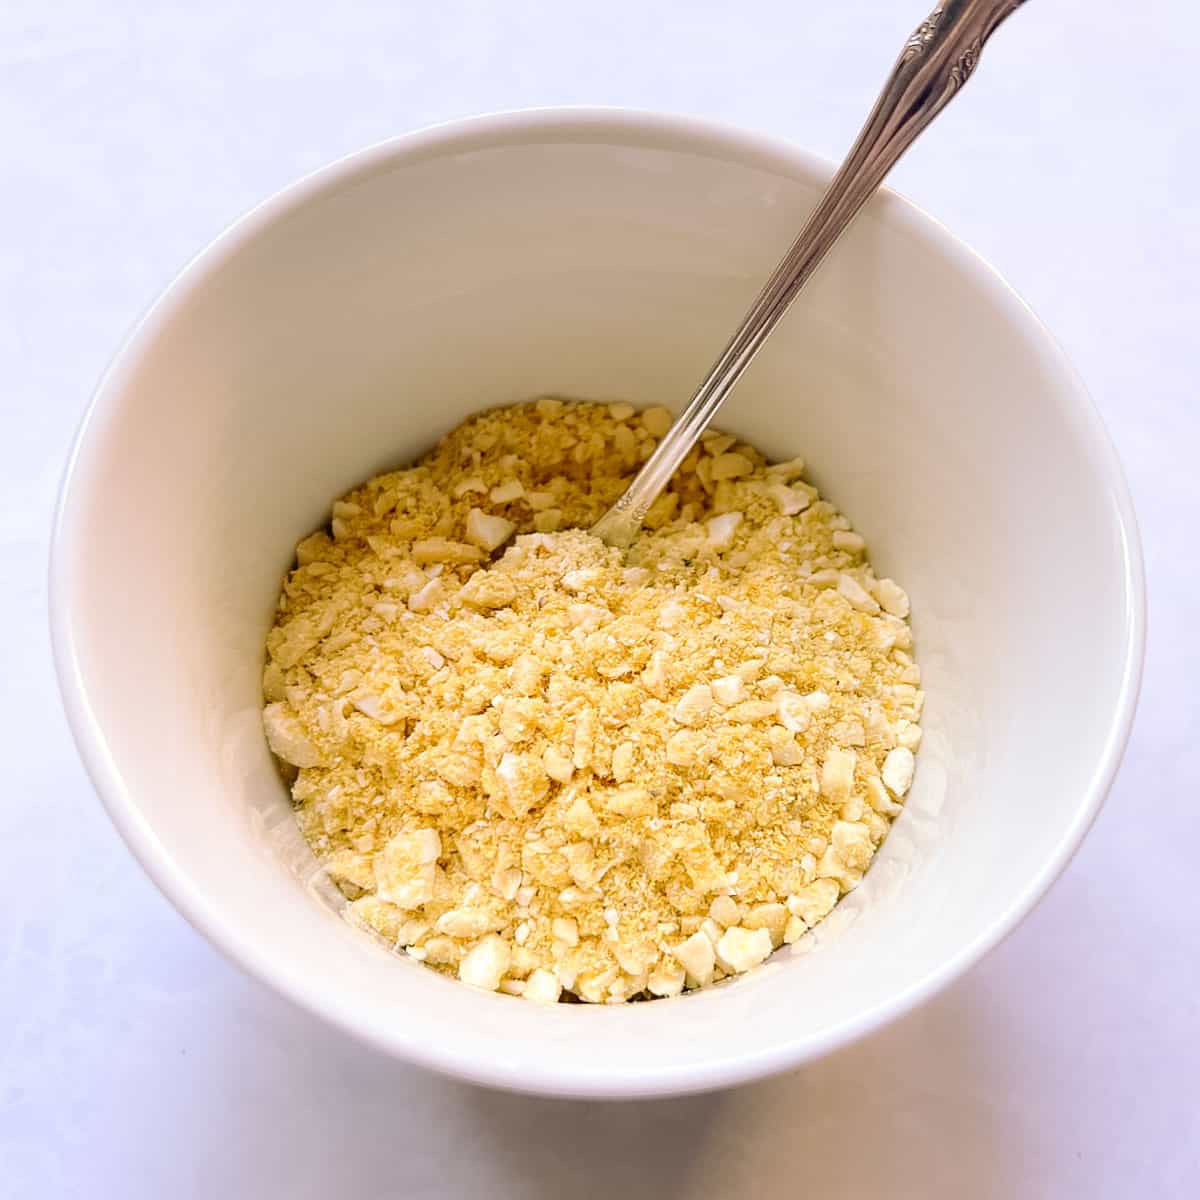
[4,1,1196,1195]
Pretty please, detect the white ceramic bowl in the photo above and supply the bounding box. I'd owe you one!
[51,109,1144,1098]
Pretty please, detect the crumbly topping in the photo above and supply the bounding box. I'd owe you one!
[263,399,922,1003]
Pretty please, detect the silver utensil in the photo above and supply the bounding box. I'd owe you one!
[592,0,1028,548]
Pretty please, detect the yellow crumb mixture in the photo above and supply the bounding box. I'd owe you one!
[262,399,922,1004]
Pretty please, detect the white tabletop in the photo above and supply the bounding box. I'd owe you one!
[4,0,1196,1194]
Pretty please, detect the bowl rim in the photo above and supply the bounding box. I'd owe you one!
[48,105,1147,1098]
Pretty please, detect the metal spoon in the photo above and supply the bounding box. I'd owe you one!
[592,0,1028,548]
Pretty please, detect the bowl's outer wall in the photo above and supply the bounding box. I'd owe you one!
[51,111,1143,1097]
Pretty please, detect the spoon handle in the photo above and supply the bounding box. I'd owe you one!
[592,0,1028,548]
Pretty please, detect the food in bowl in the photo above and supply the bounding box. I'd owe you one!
[262,398,922,1003]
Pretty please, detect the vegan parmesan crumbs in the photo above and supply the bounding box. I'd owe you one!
[262,399,922,1004]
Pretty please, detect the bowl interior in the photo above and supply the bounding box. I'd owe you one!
[53,112,1141,1096]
